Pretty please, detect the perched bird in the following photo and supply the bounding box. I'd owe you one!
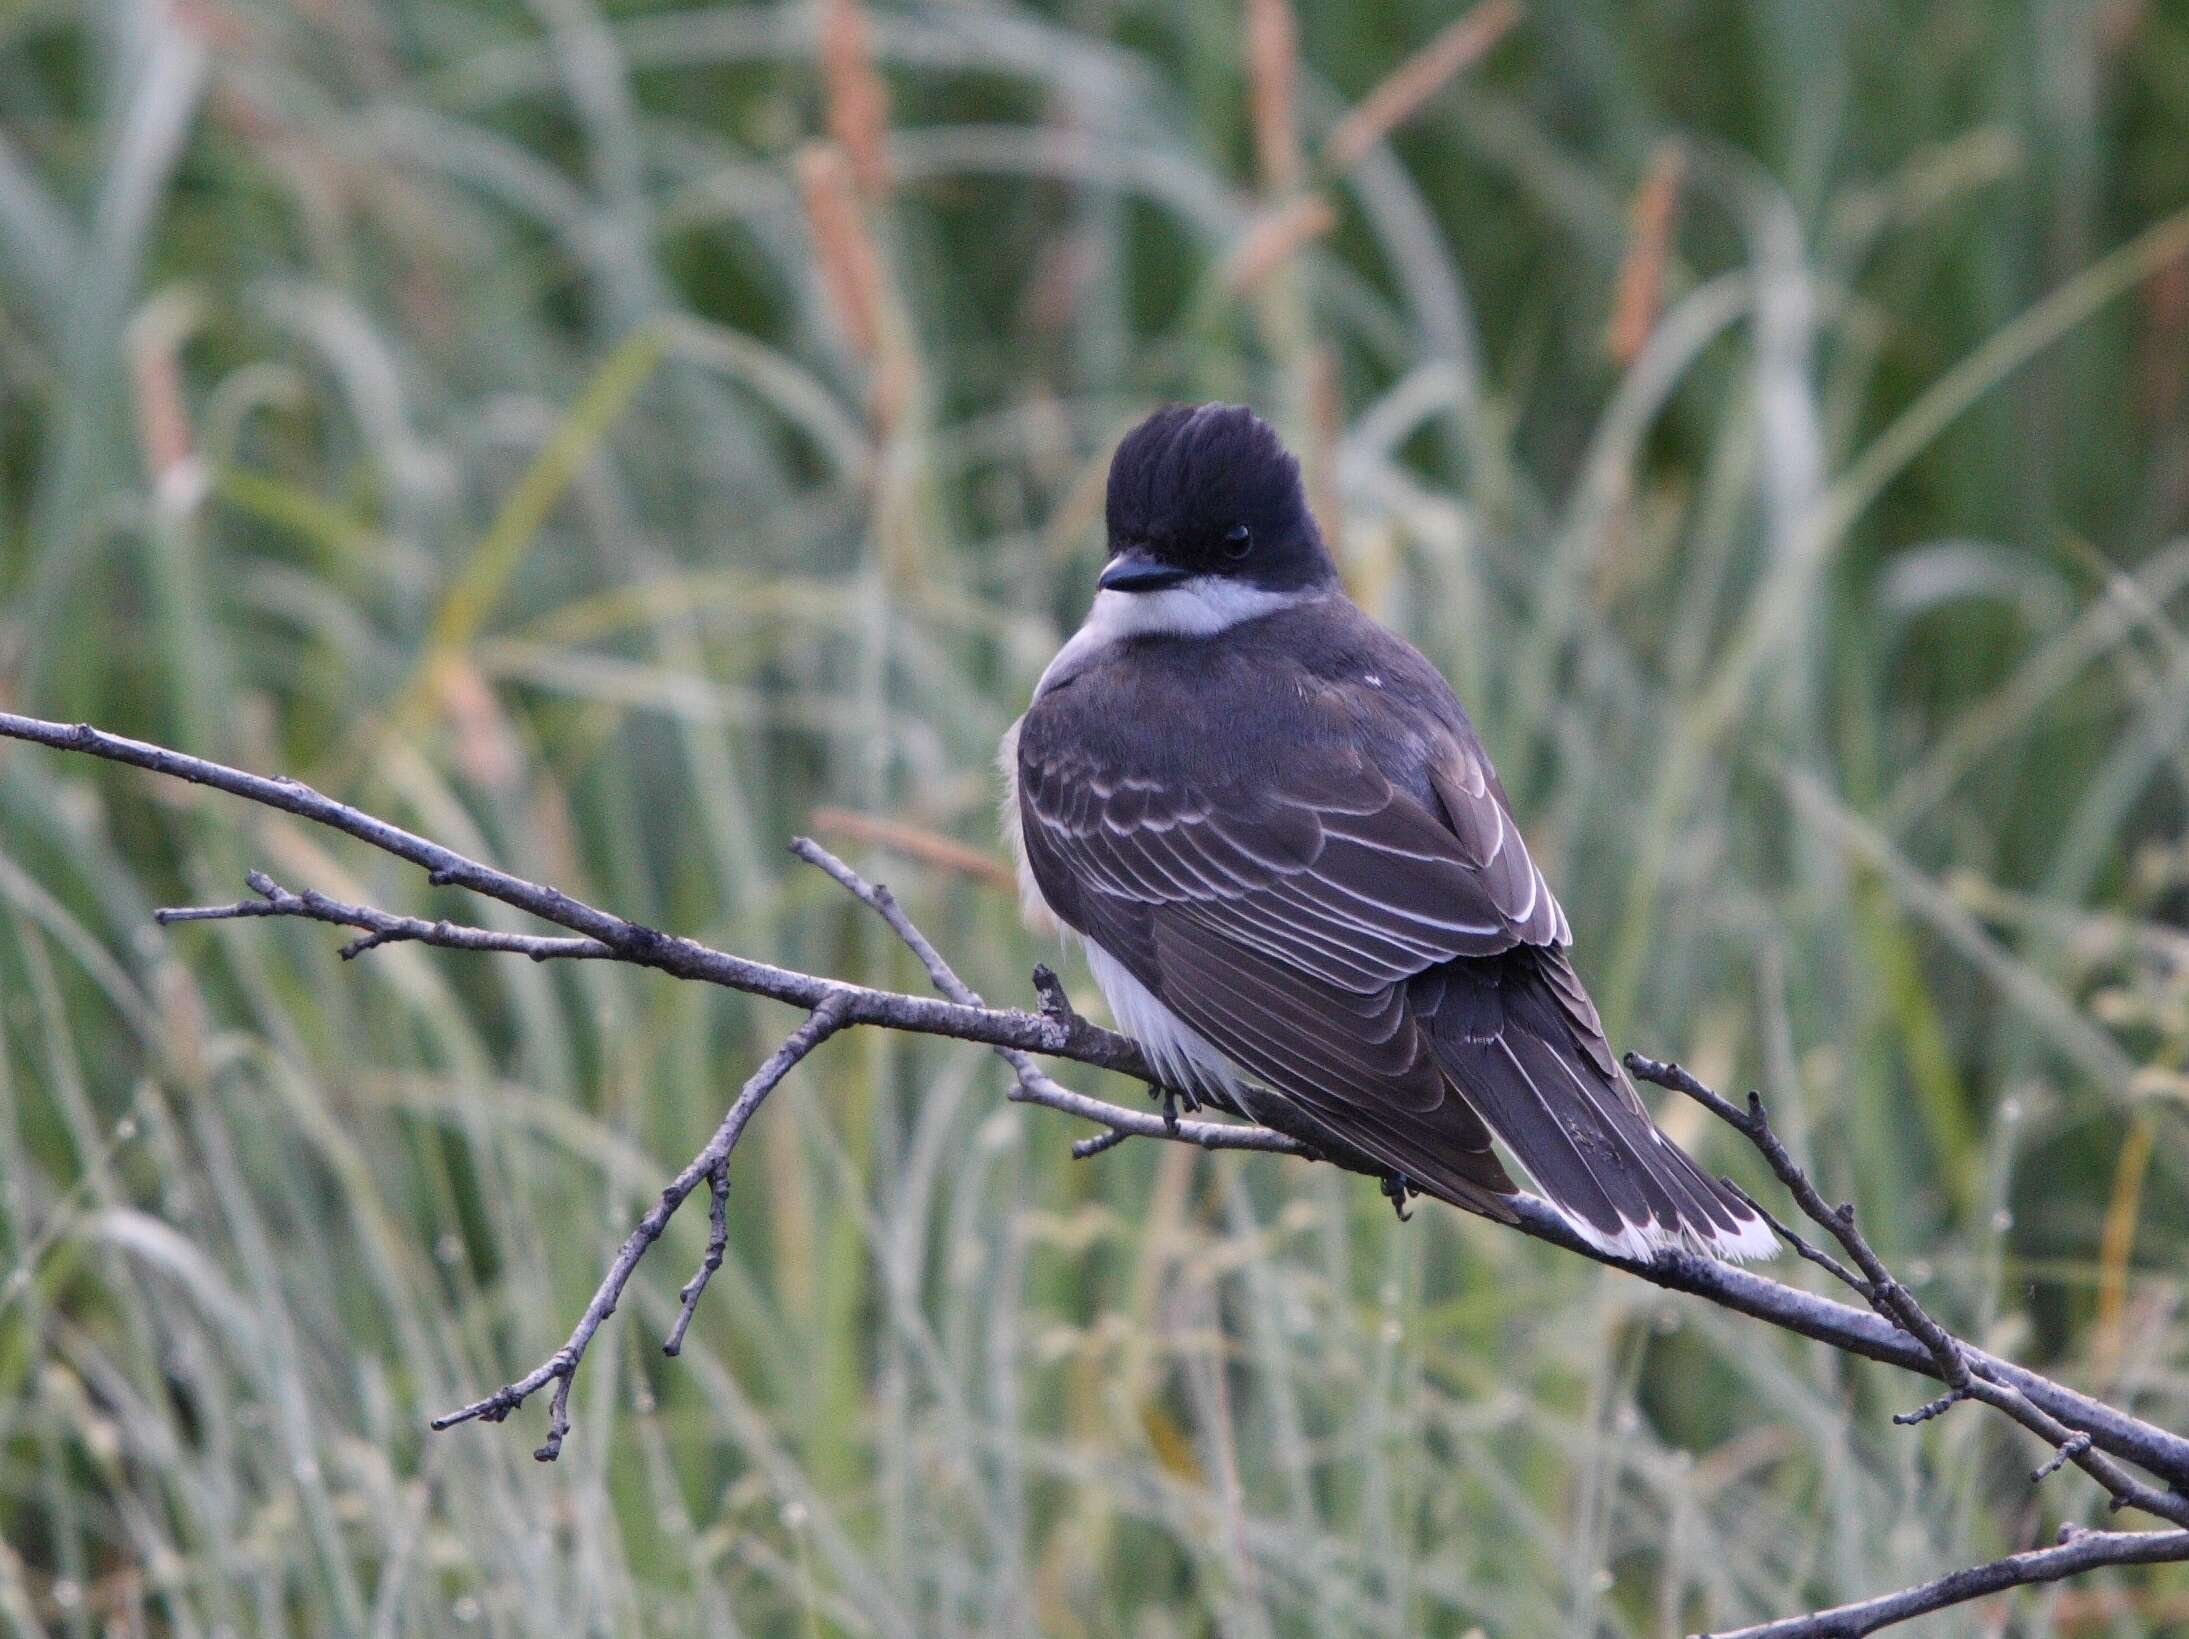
[1004,404,1772,1261]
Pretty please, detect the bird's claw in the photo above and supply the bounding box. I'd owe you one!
[1148,1082,1201,1133]
[1381,1173,1416,1221]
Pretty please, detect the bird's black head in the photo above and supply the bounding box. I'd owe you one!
[1100,404,1334,595]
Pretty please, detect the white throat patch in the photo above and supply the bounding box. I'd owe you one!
[1034,579,1309,697]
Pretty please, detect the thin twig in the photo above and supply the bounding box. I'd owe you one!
[2036,1432,2094,1484]
[664,1163,731,1358]
[1893,1388,1969,1428]
[1628,1053,2189,1528]
[430,996,851,1458]
[157,870,614,963]
[1698,1527,2189,1639]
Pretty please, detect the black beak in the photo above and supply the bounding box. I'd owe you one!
[1099,549,1189,594]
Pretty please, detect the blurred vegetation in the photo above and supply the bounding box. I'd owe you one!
[4,0,2189,1632]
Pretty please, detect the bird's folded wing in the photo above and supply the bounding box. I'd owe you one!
[1150,914,1518,1213]
[1016,737,1565,994]
[1017,730,1557,1211]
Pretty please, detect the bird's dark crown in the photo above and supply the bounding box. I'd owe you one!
[1104,403,1335,591]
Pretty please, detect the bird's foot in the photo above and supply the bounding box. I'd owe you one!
[1381,1173,1417,1222]
[1149,1082,1201,1133]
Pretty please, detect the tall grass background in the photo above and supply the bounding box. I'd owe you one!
[4,0,2189,1632]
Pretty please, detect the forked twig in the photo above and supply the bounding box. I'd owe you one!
[429,996,851,1458]
[664,1162,731,1358]
[1627,1053,2189,1530]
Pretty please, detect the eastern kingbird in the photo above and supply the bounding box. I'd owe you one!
[1004,404,1772,1261]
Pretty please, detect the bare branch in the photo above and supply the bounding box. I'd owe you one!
[12,707,2189,1631]
[1627,1052,2189,1530]
[1893,1388,1969,1428]
[663,1162,730,1358]
[429,996,851,1458]
[0,712,1152,1077]
[2035,1432,2094,1484]
[1070,1126,1134,1161]
[12,711,2189,1487]
[1700,1526,2189,1639]
[157,870,613,963]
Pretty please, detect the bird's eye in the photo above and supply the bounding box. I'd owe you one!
[1222,524,1253,560]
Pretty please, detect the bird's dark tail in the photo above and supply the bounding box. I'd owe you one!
[1416,949,1775,1263]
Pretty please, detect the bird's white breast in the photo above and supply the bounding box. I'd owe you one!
[1078,937,1249,1104]
[999,712,1249,1105]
